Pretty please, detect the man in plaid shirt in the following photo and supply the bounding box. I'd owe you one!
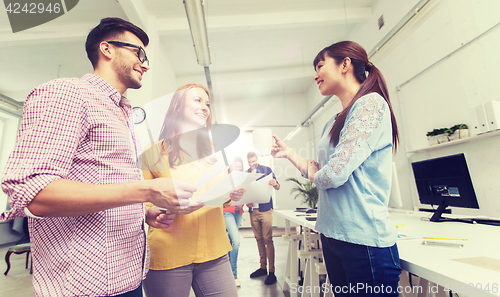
[0,18,211,297]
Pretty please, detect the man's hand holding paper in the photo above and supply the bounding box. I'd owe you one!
[148,177,204,214]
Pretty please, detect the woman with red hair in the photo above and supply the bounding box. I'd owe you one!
[142,84,243,297]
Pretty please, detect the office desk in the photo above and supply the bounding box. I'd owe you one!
[275,210,323,297]
[276,210,500,297]
[390,211,500,297]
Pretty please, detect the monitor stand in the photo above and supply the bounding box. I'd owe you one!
[429,204,450,222]
[430,204,500,226]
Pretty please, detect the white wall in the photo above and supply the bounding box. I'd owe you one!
[0,115,21,213]
[0,111,23,245]
[379,0,500,217]
[217,92,307,127]
[305,0,500,218]
[350,0,422,54]
[127,17,178,107]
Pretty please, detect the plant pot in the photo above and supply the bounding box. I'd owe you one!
[436,134,449,144]
[458,129,469,139]
[449,131,459,141]
[427,135,439,146]
[449,129,469,141]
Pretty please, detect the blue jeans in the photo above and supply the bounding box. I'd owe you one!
[320,235,401,297]
[223,211,242,277]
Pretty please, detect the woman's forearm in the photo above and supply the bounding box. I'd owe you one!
[286,150,309,176]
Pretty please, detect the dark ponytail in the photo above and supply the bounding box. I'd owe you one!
[313,41,399,151]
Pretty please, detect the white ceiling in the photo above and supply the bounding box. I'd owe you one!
[0,0,377,106]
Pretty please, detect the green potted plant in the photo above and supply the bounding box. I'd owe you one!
[426,128,449,146]
[286,177,318,208]
[448,124,469,141]
[426,129,439,146]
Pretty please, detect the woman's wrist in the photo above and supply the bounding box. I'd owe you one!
[285,148,296,160]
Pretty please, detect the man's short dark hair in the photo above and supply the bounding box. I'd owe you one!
[247,151,257,159]
[85,17,149,68]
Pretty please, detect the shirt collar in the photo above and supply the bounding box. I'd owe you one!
[82,73,125,107]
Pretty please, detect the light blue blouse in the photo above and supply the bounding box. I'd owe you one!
[313,92,397,247]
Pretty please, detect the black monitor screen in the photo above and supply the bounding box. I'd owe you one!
[411,153,479,222]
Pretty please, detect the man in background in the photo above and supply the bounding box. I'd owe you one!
[0,17,204,297]
[246,151,280,285]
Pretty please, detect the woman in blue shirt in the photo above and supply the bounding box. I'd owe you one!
[272,41,401,296]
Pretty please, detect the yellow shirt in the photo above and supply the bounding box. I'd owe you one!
[142,141,231,270]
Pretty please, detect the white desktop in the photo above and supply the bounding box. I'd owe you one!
[275,209,500,297]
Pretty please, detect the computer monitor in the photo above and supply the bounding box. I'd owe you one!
[411,153,479,222]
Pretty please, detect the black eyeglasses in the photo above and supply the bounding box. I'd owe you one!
[107,41,149,66]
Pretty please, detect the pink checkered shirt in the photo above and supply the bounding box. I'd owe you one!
[1,73,149,296]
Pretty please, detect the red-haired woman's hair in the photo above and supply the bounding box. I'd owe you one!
[313,41,399,150]
[157,83,213,167]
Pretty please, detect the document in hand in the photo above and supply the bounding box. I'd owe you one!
[193,157,228,190]
[196,171,263,207]
[231,173,274,206]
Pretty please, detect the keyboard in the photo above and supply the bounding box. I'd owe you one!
[439,217,500,226]
[471,219,500,226]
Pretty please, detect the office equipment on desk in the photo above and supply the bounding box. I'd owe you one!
[294,207,308,213]
[469,218,500,226]
[410,153,500,225]
[398,235,468,241]
[422,240,464,248]
[397,234,421,240]
[419,207,451,214]
[423,237,467,241]
[296,214,317,217]
[294,207,317,213]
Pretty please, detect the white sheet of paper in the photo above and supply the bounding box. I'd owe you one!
[193,157,228,189]
[232,173,273,205]
[197,171,263,206]
[151,158,228,211]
